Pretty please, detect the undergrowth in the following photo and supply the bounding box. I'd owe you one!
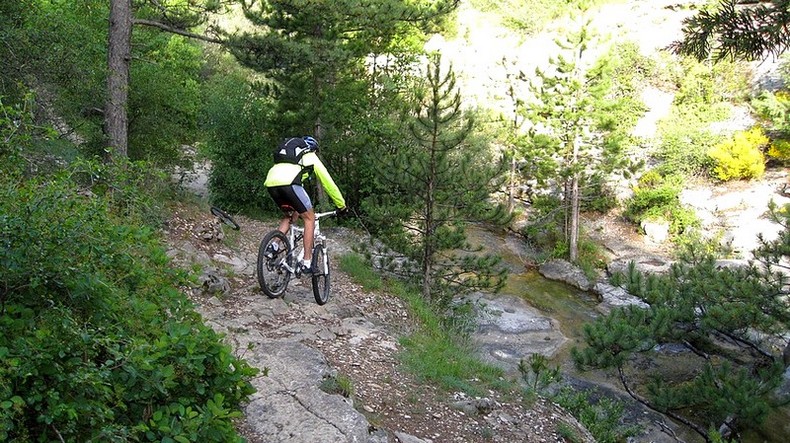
[0,104,257,443]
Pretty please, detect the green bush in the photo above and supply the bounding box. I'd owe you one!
[708,126,767,181]
[553,387,640,443]
[654,56,750,178]
[624,172,698,236]
[0,160,256,441]
[201,65,278,213]
[754,89,790,163]
[655,105,725,177]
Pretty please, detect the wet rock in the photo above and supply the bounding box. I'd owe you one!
[593,282,649,315]
[538,259,593,291]
[469,293,567,370]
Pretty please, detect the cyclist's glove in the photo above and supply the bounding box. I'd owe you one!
[337,207,349,217]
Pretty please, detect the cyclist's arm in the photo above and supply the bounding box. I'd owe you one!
[304,153,346,209]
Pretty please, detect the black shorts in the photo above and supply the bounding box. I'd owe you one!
[267,185,312,214]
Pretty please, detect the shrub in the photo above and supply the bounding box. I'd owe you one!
[0,161,257,442]
[624,172,699,236]
[201,69,278,213]
[707,127,768,181]
[655,105,725,177]
[768,138,790,161]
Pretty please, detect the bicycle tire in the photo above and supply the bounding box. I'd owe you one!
[311,243,330,305]
[210,206,240,230]
[257,230,291,298]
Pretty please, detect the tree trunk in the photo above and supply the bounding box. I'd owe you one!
[569,174,579,262]
[422,179,435,300]
[507,154,515,214]
[105,0,132,159]
[569,138,580,262]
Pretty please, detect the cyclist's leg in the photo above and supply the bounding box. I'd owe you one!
[277,211,297,234]
[284,184,315,265]
[301,209,315,263]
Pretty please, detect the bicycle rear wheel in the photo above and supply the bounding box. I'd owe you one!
[311,243,330,305]
[257,230,291,298]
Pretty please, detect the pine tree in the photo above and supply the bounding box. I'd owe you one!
[521,20,609,262]
[214,0,458,210]
[365,55,509,307]
[573,204,790,441]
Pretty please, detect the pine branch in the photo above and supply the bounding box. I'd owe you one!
[132,19,226,45]
[617,366,711,442]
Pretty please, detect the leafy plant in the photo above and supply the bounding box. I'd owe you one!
[320,374,355,398]
[624,172,698,236]
[708,126,768,181]
[553,387,640,443]
[0,154,257,441]
[573,220,790,441]
[339,253,510,398]
[518,353,561,393]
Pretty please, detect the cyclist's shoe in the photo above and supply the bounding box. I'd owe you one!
[264,242,280,259]
[299,260,313,275]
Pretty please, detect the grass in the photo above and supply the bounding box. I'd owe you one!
[338,252,512,397]
[320,373,355,398]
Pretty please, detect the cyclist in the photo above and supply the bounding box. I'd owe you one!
[264,136,347,274]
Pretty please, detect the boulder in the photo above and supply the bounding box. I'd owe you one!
[538,259,593,291]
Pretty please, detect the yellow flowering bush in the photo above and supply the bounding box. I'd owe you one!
[708,127,768,181]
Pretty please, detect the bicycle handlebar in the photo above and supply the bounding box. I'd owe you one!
[315,210,338,219]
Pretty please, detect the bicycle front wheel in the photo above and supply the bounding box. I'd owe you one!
[210,206,240,230]
[257,230,291,298]
[311,243,330,305]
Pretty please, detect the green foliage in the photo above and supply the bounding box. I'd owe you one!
[339,254,383,291]
[128,34,204,165]
[363,55,509,307]
[339,253,510,397]
[654,117,721,177]
[518,15,639,261]
[654,57,751,177]
[573,231,790,440]
[753,69,790,162]
[213,0,458,216]
[673,57,750,106]
[754,88,790,130]
[708,126,768,181]
[1,0,208,167]
[201,65,278,213]
[320,373,355,398]
[553,387,640,443]
[623,172,698,236]
[518,353,561,393]
[0,150,256,441]
[671,0,790,62]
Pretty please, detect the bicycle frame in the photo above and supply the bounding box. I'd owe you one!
[279,210,335,276]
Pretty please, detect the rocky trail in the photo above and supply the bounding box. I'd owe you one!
[163,203,591,443]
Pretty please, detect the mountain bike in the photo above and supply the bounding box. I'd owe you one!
[256,209,338,305]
